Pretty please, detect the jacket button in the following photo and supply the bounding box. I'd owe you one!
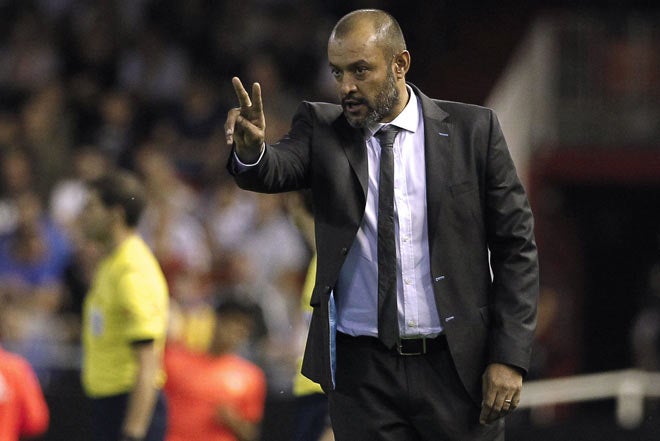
[341,247,348,255]
[324,285,331,294]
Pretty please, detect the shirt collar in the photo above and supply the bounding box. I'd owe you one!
[366,85,419,138]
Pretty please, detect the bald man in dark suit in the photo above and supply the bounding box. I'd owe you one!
[225,9,539,441]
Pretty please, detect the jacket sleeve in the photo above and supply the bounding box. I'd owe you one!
[484,109,539,374]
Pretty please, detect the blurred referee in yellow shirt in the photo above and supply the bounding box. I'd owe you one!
[81,172,169,441]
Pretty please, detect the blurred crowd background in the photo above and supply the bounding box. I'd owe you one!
[0,0,658,440]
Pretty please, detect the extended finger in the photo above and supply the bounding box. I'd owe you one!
[251,82,263,115]
[232,77,252,109]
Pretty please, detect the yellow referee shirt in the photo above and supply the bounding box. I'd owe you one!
[82,234,169,397]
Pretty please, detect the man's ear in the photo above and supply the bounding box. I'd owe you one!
[394,50,411,79]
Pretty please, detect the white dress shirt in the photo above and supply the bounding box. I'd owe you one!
[335,87,443,338]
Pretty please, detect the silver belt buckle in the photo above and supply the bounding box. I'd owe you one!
[397,336,427,356]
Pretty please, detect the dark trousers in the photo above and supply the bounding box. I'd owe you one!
[90,390,167,441]
[328,333,504,441]
[292,392,330,441]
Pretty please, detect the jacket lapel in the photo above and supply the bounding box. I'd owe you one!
[412,85,451,249]
[333,116,368,199]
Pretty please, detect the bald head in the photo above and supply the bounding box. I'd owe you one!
[327,9,411,127]
[330,9,406,60]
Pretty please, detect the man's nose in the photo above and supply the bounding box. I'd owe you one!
[339,77,357,96]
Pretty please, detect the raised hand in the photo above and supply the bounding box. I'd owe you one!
[225,77,266,163]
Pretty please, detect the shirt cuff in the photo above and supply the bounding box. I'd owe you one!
[233,144,266,172]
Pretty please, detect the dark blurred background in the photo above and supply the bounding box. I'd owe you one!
[0,0,658,440]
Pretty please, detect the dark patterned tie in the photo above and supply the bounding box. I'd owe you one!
[374,125,400,348]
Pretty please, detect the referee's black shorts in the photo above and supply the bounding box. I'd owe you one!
[90,390,167,441]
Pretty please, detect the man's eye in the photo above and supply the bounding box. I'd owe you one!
[355,67,367,75]
[330,69,341,79]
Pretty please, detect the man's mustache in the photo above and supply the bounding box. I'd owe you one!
[342,95,368,107]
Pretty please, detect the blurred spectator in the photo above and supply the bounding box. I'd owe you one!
[168,298,217,354]
[19,81,73,197]
[50,146,112,236]
[0,309,50,441]
[203,181,258,256]
[240,193,309,380]
[226,194,310,348]
[94,90,139,169]
[213,249,302,396]
[0,148,33,235]
[164,298,267,441]
[172,72,225,142]
[165,70,227,186]
[0,190,72,307]
[0,190,74,378]
[117,26,190,106]
[241,193,308,288]
[244,51,298,144]
[203,190,309,396]
[0,9,60,92]
[65,1,121,88]
[0,110,21,148]
[134,143,211,279]
[166,266,218,356]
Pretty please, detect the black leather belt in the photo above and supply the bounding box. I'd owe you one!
[337,332,448,356]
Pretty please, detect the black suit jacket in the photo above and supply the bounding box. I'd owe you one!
[229,84,539,404]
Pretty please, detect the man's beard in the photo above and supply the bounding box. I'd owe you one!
[343,70,400,128]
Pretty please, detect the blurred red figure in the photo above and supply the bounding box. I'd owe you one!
[0,344,49,440]
[165,299,266,441]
